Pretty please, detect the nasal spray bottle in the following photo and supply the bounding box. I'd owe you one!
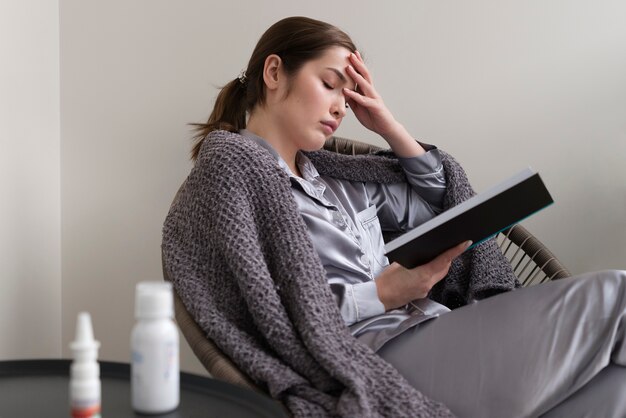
[131,281,179,414]
[69,312,101,418]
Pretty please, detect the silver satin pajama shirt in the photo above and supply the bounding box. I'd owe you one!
[241,129,451,351]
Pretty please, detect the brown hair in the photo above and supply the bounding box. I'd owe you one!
[190,16,357,160]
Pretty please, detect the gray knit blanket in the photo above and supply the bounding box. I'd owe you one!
[162,130,519,417]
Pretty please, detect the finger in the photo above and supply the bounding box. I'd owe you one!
[345,64,366,88]
[350,51,372,84]
[444,240,473,261]
[345,65,376,98]
[425,240,472,272]
[347,61,372,93]
[343,87,373,107]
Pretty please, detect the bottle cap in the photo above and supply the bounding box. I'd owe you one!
[135,282,174,319]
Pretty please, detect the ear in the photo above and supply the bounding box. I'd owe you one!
[262,54,282,92]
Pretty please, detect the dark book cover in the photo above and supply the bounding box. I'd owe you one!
[384,168,554,268]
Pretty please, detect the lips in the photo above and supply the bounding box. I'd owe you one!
[321,120,338,134]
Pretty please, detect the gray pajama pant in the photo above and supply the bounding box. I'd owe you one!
[377,270,626,418]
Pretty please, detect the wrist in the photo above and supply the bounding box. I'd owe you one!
[375,278,392,311]
[376,264,411,311]
[379,120,405,144]
[381,123,426,157]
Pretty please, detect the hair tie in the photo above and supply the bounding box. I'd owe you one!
[238,69,248,85]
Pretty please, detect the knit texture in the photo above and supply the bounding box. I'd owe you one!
[162,130,518,417]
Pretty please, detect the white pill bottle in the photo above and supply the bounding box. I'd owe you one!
[131,281,179,414]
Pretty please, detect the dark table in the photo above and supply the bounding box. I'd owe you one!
[0,359,288,417]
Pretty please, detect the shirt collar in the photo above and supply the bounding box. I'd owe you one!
[239,129,326,200]
[239,129,321,182]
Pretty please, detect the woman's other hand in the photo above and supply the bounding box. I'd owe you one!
[343,51,426,157]
[375,241,472,311]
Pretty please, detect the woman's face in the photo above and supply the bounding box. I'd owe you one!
[273,46,356,152]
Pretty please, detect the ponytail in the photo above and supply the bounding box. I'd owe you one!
[190,78,248,161]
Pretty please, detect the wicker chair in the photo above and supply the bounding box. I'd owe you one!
[162,135,571,394]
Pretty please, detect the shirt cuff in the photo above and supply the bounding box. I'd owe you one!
[351,281,386,321]
[397,141,444,176]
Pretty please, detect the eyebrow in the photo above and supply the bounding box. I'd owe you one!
[325,67,347,83]
[325,67,357,90]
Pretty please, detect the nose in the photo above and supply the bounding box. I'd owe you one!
[332,94,347,119]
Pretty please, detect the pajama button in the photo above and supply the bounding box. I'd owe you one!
[332,212,345,227]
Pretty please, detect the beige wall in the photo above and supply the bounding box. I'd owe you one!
[2,0,625,374]
[0,0,62,359]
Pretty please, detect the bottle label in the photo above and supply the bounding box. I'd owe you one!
[71,404,101,418]
[132,336,179,412]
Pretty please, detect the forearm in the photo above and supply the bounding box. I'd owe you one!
[381,121,426,158]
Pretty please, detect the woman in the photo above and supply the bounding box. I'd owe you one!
[163,16,626,417]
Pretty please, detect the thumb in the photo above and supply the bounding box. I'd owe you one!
[434,240,472,266]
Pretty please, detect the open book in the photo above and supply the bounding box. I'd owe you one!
[384,167,554,268]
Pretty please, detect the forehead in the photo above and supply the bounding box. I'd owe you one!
[313,46,352,66]
[304,46,356,88]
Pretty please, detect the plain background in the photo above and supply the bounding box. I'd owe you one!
[1,0,625,375]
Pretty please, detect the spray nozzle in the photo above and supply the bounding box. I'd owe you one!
[70,312,100,355]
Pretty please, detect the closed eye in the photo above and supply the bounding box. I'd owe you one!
[323,81,334,90]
